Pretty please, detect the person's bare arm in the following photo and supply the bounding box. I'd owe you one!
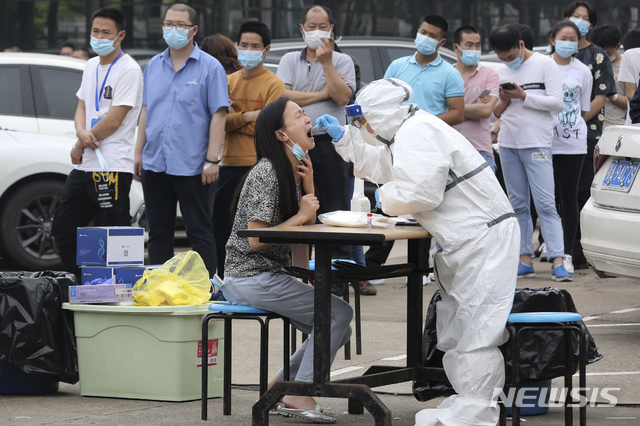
[583,94,606,122]
[283,86,329,107]
[464,95,498,120]
[133,105,147,181]
[316,38,352,106]
[202,107,227,185]
[437,96,465,125]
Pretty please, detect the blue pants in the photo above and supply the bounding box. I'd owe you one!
[222,272,353,382]
[479,150,497,174]
[499,147,565,259]
[141,170,216,276]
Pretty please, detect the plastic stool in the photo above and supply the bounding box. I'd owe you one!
[309,259,361,359]
[201,302,290,419]
[500,312,587,426]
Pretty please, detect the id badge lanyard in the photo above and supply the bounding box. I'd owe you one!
[92,49,122,172]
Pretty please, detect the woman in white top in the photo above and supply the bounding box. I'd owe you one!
[549,20,593,274]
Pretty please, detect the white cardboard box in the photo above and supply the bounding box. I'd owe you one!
[76,227,144,266]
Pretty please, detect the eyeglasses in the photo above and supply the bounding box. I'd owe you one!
[162,22,195,32]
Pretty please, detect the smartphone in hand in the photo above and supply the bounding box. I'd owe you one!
[500,82,516,90]
[480,89,492,98]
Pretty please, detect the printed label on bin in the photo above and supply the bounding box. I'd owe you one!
[197,340,218,367]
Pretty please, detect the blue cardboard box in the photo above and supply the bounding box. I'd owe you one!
[81,266,116,285]
[76,227,144,266]
[114,265,160,286]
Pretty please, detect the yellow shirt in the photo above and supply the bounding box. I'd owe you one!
[223,68,285,167]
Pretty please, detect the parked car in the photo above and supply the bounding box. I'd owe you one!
[0,52,147,270]
[0,129,145,270]
[264,36,462,83]
[580,124,640,279]
[0,52,84,137]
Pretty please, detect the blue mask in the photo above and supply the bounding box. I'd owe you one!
[554,40,578,58]
[414,33,439,56]
[505,46,524,69]
[458,49,481,66]
[90,33,120,56]
[281,131,306,161]
[569,18,590,37]
[237,49,264,70]
[163,27,191,49]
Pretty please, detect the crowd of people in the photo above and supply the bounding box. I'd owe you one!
[49,1,640,424]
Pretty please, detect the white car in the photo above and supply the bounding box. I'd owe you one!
[580,124,640,279]
[0,52,147,270]
[0,129,145,270]
[0,52,85,137]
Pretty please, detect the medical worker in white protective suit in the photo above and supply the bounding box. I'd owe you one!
[317,78,520,426]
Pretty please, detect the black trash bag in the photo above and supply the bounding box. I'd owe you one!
[413,287,602,402]
[0,271,79,384]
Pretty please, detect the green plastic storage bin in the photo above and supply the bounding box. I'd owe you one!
[63,303,223,401]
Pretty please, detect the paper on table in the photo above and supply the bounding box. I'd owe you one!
[318,211,392,228]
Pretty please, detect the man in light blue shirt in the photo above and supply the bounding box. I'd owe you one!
[384,15,465,124]
[366,15,465,278]
[134,3,228,276]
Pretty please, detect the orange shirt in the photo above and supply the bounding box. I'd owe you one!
[223,69,285,167]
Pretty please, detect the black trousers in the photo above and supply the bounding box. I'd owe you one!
[211,165,251,278]
[553,154,585,257]
[309,133,351,259]
[52,169,132,280]
[141,170,216,277]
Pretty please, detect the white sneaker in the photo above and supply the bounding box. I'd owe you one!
[564,254,574,274]
[368,278,385,285]
[539,243,548,262]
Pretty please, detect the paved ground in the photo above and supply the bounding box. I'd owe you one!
[2,239,640,425]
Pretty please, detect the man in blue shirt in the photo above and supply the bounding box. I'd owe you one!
[134,3,228,276]
[384,14,465,125]
[366,15,465,280]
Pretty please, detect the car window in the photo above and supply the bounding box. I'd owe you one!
[0,66,24,116]
[339,46,376,84]
[383,47,417,65]
[37,67,82,120]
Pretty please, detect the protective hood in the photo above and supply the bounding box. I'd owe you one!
[356,78,414,143]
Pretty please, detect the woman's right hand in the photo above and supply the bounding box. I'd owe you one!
[298,193,319,222]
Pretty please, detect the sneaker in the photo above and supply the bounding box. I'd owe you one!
[359,280,377,296]
[552,264,573,282]
[517,263,535,278]
[564,254,574,274]
[539,243,548,262]
[368,278,385,285]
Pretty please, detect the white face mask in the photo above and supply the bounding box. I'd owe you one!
[303,28,331,50]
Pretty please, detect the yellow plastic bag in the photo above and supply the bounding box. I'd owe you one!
[132,251,211,306]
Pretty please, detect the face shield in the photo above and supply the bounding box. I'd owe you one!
[345,104,366,128]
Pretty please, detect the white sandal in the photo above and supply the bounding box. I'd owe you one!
[276,404,336,423]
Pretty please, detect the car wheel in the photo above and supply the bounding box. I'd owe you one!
[0,180,65,270]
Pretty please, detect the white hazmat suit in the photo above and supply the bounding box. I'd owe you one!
[324,78,520,425]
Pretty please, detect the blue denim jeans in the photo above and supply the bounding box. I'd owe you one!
[479,150,497,174]
[499,147,564,259]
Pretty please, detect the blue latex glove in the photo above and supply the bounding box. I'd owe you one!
[375,188,382,209]
[315,114,344,141]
